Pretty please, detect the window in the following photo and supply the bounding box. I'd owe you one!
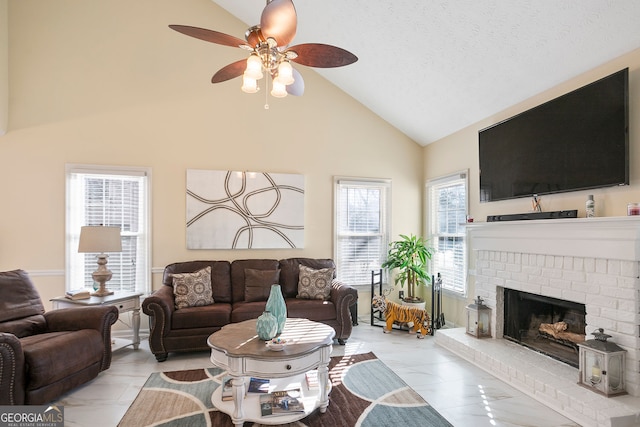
[427,171,468,295]
[66,165,151,294]
[334,177,391,286]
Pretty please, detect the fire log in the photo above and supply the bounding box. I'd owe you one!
[539,321,585,344]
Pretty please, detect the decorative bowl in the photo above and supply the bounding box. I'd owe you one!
[266,338,287,351]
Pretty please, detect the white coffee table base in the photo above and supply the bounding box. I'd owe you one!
[211,374,331,425]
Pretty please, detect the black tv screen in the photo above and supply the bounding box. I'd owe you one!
[479,68,629,203]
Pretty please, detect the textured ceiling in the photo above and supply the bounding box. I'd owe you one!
[210,1,640,146]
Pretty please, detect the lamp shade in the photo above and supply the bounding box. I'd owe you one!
[78,226,122,253]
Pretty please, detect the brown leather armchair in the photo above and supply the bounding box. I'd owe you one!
[0,269,119,405]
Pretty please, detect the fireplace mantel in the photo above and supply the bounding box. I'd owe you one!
[439,215,640,425]
[467,216,640,261]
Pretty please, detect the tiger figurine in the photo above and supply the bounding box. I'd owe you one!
[372,294,431,338]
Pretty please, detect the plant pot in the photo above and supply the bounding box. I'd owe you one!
[402,300,425,309]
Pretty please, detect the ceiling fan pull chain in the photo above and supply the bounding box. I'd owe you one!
[264,76,270,110]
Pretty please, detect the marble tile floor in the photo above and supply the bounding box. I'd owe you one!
[54,321,579,427]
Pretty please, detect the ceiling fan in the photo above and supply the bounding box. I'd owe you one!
[169,0,358,98]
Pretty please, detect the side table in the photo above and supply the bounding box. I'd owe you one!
[50,291,142,351]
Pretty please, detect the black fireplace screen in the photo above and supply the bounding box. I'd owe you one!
[503,289,586,367]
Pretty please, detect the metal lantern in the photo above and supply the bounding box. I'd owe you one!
[577,328,627,397]
[466,296,491,338]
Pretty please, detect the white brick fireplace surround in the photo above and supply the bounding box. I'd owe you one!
[436,217,640,427]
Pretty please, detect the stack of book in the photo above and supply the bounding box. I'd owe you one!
[259,389,304,417]
[65,289,91,300]
[221,376,233,401]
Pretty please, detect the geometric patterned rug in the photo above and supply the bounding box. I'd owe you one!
[117,352,453,427]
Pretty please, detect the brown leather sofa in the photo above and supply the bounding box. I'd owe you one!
[142,258,358,362]
[0,269,119,405]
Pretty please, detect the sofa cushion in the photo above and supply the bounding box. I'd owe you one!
[172,267,214,309]
[21,330,103,390]
[297,265,334,300]
[163,261,232,303]
[231,260,280,303]
[231,301,268,323]
[172,303,231,329]
[244,269,280,302]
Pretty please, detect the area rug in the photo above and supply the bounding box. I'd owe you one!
[118,352,452,427]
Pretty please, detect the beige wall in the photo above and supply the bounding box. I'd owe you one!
[0,0,7,135]
[0,0,423,313]
[424,47,640,327]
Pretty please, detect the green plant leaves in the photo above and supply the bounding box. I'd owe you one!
[381,234,433,300]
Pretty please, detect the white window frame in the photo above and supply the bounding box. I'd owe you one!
[65,164,151,294]
[333,177,391,287]
[426,170,468,296]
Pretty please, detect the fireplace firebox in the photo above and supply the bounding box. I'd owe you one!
[503,289,586,367]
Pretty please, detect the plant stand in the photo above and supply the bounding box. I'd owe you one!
[370,269,410,331]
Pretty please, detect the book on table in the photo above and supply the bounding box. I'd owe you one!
[247,377,270,394]
[305,370,318,389]
[259,389,304,417]
[65,289,91,300]
[221,375,233,401]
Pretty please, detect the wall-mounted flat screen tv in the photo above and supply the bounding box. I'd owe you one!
[479,68,629,203]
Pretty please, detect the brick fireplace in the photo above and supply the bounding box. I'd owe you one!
[436,216,640,426]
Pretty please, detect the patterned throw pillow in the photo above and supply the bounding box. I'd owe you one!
[297,265,334,300]
[172,266,214,309]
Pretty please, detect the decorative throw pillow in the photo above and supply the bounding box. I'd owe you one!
[172,266,214,309]
[244,268,280,302]
[297,265,334,300]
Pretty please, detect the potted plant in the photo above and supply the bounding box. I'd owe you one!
[381,234,433,303]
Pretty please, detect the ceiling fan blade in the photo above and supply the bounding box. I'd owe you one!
[286,68,304,96]
[211,59,247,83]
[260,0,297,46]
[169,25,249,48]
[288,43,358,68]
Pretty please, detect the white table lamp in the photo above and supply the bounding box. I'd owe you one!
[78,226,122,296]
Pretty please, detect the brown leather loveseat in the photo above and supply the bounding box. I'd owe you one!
[142,258,358,362]
[0,269,119,405]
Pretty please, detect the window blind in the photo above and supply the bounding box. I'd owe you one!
[66,165,150,294]
[334,178,390,286]
[427,172,467,295]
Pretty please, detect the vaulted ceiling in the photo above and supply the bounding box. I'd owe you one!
[211,1,640,146]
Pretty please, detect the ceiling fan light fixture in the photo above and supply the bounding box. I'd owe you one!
[170,0,357,102]
[244,54,264,80]
[241,74,259,93]
[275,61,294,86]
[270,79,288,98]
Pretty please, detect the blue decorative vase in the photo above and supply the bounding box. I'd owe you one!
[256,311,278,341]
[265,284,287,335]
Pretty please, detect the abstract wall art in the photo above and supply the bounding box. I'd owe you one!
[186,170,304,249]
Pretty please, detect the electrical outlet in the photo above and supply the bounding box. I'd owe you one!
[398,290,404,299]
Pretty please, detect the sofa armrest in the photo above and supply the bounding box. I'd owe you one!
[44,306,119,371]
[329,279,358,333]
[0,332,26,405]
[141,285,176,359]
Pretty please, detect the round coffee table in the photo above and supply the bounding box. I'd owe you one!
[207,318,335,426]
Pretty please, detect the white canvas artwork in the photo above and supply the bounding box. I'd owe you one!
[186,170,304,249]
